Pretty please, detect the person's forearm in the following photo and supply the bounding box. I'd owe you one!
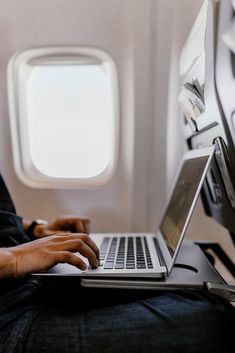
[0,248,16,278]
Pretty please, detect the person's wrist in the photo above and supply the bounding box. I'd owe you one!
[0,248,17,278]
[25,219,48,239]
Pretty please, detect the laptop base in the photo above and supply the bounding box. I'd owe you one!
[81,240,225,290]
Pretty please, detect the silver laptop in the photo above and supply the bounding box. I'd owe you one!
[36,146,215,280]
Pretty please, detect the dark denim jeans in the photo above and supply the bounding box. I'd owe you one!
[0,174,234,353]
[0,278,234,353]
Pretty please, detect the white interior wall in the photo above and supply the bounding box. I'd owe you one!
[0,0,156,233]
[0,0,135,231]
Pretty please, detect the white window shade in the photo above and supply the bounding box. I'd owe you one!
[7,47,119,188]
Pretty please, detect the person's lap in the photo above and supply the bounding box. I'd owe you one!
[25,288,235,353]
[0,277,234,353]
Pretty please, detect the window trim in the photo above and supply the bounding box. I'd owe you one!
[7,46,119,188]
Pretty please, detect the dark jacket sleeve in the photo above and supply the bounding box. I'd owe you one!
[0,174,31,247]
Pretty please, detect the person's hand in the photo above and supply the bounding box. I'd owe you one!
[0,233,99,278]
[33,216,91,238]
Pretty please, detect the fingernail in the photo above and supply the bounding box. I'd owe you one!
[81,263,87,271]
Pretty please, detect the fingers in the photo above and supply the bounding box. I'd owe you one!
[59,216,90,234]
[82,218,91,234]
[57,239,99,268]
[57,251,88,271]
[79,234,99,260]
[73,217,91,234]
[53,233,99,261]
[51,233,99,268]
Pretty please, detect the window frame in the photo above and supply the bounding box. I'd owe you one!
[7,46,119,188]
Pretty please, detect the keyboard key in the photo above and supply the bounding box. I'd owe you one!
[104,261,114,269]
[115,263,124,269]
[126,264,135,269]
[137,264,146,269]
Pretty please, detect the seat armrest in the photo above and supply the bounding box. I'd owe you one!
[206,282,235,301]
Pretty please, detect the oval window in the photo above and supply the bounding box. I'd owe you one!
[8,47,119,188]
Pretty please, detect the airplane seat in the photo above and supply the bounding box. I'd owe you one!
[179,0,235,279]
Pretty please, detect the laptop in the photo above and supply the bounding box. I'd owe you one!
[35,146,215,281]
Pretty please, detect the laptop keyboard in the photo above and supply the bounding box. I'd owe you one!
[99,236,153,270]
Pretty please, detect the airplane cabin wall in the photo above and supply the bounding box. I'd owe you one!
[0,0,150,232]
[0,0,233,266]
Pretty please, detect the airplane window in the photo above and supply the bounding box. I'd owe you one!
[27,65,113,179]
[7,48,119,187]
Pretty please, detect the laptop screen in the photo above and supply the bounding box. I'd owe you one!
[159,154,210,258]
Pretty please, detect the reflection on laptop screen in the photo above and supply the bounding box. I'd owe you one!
[159,156,209,257]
